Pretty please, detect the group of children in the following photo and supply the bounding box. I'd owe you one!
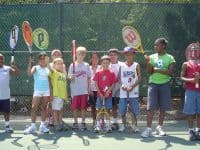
[0,38,200,141]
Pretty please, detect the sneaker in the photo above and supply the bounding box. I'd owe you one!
[24,125,37,134]
[196,130,200,140]
[189,130,196,141]
[106,125,112,133]
[80,123,87,131]
[111,123,119,130]
[72,123,78,130]
[94,126,100,133]
[118,124,125,132]
[141,127,152,138]
[39,125,49,133]
[155,126,166,136]
[131,125,139,133]
[5,125,13,133]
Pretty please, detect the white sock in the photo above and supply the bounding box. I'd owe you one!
[97,121,100,127]
[41,121,45,126]
[189,128,194,131]
[5,121,10,127]
[112,118,118,124]
[106,120,110,127]
[196,128,200,132]
[31,123,36,127]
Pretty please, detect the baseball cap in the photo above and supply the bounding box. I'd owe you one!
[108,48,119,54]
[123,47,136,54]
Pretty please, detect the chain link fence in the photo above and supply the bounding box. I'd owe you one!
[1,3,199,118]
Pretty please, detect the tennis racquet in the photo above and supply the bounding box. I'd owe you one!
[22,21,33,57]
[72,40,76,73]
[33,27,49,50]
[95,97,110,134]
[122,26,149,61]
[9,25,19,63]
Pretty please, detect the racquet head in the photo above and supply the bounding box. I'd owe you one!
[22,21,33,54]
[72,40,76,73]
[9,25,19,62]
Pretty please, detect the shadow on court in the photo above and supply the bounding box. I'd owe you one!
[0,120,200,150]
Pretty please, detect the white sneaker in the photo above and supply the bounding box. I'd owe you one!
[118,125,125,132]
[155,125,166,136]
[5,125,14,133]
[131,125,139,132]
[39,125,49,133]
[106,125,112,133]
[24,125,37,134]
[141,127,152,138]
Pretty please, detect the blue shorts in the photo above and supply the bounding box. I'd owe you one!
[119,98,140,116]
[96,97,112,109]
[183,89,200,115]
[0,99,10,113]
[147,82,171,111]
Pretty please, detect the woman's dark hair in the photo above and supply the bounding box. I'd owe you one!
[89,52,100,65]
[156,38,168,49]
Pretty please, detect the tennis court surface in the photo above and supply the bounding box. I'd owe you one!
[0,116,200,150]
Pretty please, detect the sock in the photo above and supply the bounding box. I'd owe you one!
[96,121,100,127]
[5,121,10,127]
[196,128,200,132]
[189,128,194,131]
[41,121,45,126]
[31,123,36,127]
[112,118,118,124]
[106,120,110,127]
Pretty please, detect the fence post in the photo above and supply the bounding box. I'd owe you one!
[58,0,64,52]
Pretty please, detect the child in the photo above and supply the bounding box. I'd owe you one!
[88,52,100,128]
[49,58,67,131]
[68,46,91,130]
[0,53,19,133]
[118,47,141,132]
[24,52,50,134]
[47,49,67,127]
[180,42,200,141]
[141,38,175,138]
[108,48,123,130]
[93,55,116,132]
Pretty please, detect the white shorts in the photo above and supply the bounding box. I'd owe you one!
[52,97,64,111]
[33,90,50,97]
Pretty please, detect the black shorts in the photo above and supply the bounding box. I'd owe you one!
[88,91,97,107]
[112,97,119,106]
[0,99,10,113]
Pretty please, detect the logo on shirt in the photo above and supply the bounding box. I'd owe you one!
[156,59,163,68]
[123,71,135,78]
[76,71,86,78]
[102,75,107,81]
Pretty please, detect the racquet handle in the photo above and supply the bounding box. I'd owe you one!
[11,56,14,63]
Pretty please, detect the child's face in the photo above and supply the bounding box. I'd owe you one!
[54,60,63,72]
[38,56,47,67]
[76,51,86,62]
[52,51,62,60]
[109,52,118,64]
[91,54,99,65]
[101,59,110,70]
[154,41,165,53]
[124,52,134,62]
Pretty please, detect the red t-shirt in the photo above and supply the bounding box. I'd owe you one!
[185,61,200,91]
[93,69,116,97]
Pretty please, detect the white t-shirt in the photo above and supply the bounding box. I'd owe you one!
[68,62,91,97]
[110,61,123,97]
[0,65,11,99]
[90,65,100,91]
[120,62,139,98]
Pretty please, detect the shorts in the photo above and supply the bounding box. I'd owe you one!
[88,91,97,107]
[119,98,140,116]
[112,97,119,106]
[183,89,200,115]
[52,97,64,111]
[0,99,10,113]
[71,94,88,110]
[96,97,112,109]
[147,82,171,111]
[33,90,50,97]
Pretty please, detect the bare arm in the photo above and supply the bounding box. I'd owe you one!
[27,57,36,76]
[153,62,175,76]
[10,61,20,75]
[180,62,196,84]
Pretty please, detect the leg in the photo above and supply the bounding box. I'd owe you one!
[40,96,49,122]
[31,96,41,123]
[147,110,154,127]
[158,110,166,126]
